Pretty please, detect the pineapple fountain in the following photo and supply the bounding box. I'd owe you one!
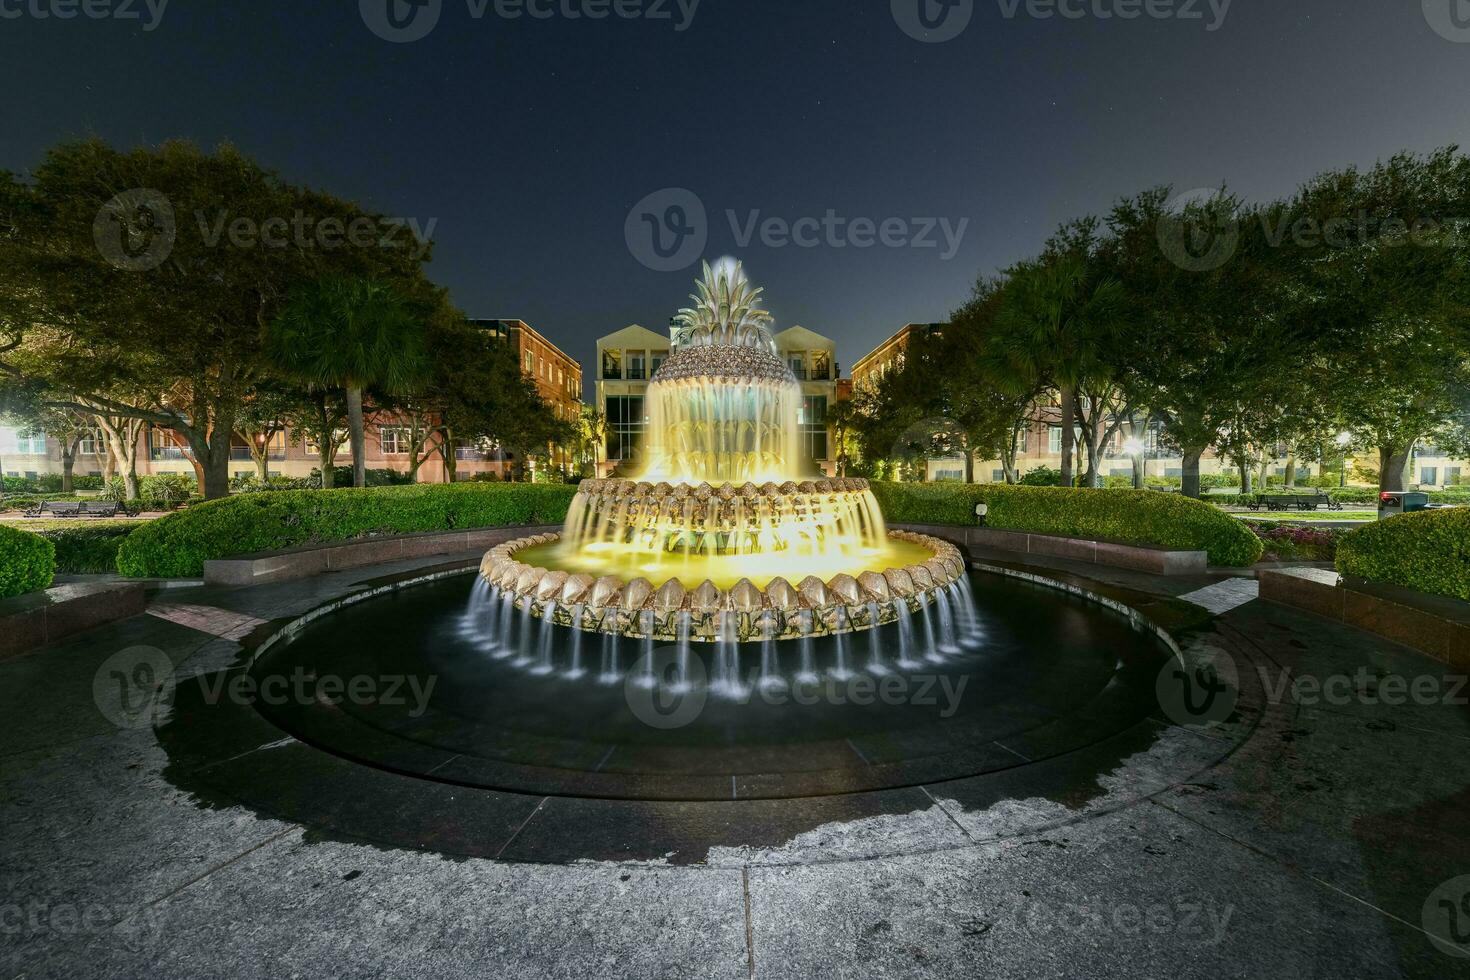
[474,260,973,668]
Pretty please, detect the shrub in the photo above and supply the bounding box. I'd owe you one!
[869,481,1263,567]
[1336,508,1470,601]
[34,523,138,574]
[0,525,56,598]
[139,473,197,503]
[1246,522,1348,562]
[1018,466,1062,487]
[116,482,579,578]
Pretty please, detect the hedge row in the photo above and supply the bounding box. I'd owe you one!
[34,523,139,574]
[870,482,1264,567]
[1336,508,1470,602]
[0,525,56,598]
[116,483,579,578]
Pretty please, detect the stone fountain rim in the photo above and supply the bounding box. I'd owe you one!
[478,529,966,626]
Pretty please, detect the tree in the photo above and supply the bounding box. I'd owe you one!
[0,139,440,499]
[577,405,608,478]
[268,277,430,489]
[1286,149,1470,492]
[990,241,1126,488]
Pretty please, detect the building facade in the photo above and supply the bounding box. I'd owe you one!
[469,319,584,477]
[593,322,845,478]
[851,322,945,393]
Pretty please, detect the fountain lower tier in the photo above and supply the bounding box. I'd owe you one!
[478,523,967,644]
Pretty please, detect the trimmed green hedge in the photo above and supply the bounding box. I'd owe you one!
[1336,508,1470,601]
[35,523,139,574]
[0,525,56,598]
[870,482,1264,567]
[116,483,579,578]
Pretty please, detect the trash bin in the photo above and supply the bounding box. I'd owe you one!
[1378,491,1429,520]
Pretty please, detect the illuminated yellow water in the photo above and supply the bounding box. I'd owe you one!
[513,539,937,592]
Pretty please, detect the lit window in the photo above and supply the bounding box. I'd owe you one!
[380,427,410,455]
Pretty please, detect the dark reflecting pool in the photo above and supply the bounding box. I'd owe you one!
[249,571,1173,801]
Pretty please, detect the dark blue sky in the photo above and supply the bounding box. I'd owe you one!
[3,1,1468,393]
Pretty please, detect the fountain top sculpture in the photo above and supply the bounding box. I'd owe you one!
[652,260,793,387]
[671,258,778,354]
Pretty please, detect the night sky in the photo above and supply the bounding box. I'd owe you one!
[3,1,1468,392]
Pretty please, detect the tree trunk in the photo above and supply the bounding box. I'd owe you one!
[197,439,232,500]
[253,449,270,483]
[1181,448,1204,499]
[1257,459,1269,490]
[1284,455,1298,488]
[61,449,76,493]
[1132,454,1145,490]
[319,442,336,489]
[96,417,141,500]
[347,386,366,489]
[1378,445,1411,493]
[962,446,974,484]
[103,447,116,482]
[1058,386,1077,488]
[1239,464,1253,495]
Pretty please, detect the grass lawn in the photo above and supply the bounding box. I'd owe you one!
[0,517,154,529]
[1238,511,1375,522]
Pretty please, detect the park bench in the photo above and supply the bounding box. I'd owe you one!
[23,501,82,518]
[20,500,122,519]
[1248,492,1343,512]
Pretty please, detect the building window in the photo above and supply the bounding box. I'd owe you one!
[1446,467,1462,485]
[788,356,808,381]
[801,395,828,461]
[627,351,647,381]
[1420,466,1438,486]
[148,428,188,461]
[380,427,411,455]
[1016,428,1029,454]
[650,353,666,376]
[605,395,645,462]
[524,351,535,375]
[811,351,832,381]
[1048,427,1062,454]
[79,429,105,456]
[3,428,47,455]
[602,349,623,380]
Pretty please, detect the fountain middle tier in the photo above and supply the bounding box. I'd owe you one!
[563,477,890,565]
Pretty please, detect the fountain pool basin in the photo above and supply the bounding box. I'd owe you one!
[247,569,1175,802]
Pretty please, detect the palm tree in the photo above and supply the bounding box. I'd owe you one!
[990,255,1125,488]
[267,277,428,488]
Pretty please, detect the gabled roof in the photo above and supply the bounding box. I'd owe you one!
[597,324,672,350]
[772,325,835,350]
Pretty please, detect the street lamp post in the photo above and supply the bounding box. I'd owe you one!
[1335,432,1353,489]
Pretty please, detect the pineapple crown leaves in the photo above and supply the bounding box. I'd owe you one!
[673,260,775,348]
